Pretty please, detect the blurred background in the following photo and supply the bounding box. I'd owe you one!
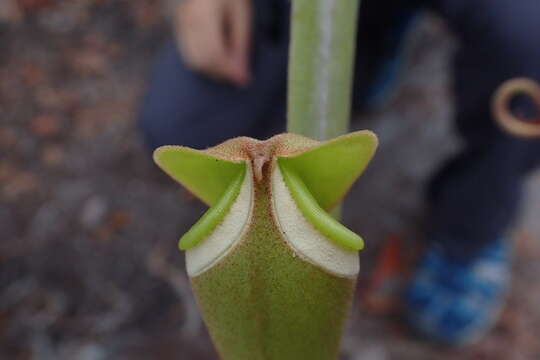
[1,1,540,359]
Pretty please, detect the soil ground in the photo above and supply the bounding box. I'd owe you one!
[1,2,539,359]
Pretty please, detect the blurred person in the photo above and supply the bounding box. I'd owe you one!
[138,0,540,346]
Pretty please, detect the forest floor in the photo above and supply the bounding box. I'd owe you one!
[1,1,539,359]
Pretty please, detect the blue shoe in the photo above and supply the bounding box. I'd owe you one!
[404,239,511,346]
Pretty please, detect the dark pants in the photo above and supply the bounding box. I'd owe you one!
[138,0,540,260]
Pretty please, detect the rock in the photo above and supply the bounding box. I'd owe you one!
[28,202,65,241]
[0,0,22,25]
[0,127,18,149]
[42,144,65,167]
[0,205,18,242]
[18,0,57,12]
[2,171,39,200]
[79,196,108,229]
[0,161,16,183]
[73,343,107,360]
[57,342,107,360]
[30,114,62,137]
[71,49,108,76]
[35,87,80,110]
[20,62,45,86]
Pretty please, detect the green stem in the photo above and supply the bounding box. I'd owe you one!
[287,0,360,140]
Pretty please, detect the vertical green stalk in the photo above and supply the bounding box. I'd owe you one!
[287,0,360,141]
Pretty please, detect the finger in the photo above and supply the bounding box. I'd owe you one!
[226,0,252,86]
[175,3,207,70]
[200,0,254,84]
[178,1,237,83]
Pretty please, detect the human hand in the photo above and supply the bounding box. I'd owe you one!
[174,0,252,87]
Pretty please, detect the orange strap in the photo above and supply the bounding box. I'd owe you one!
[492,78,540,138]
